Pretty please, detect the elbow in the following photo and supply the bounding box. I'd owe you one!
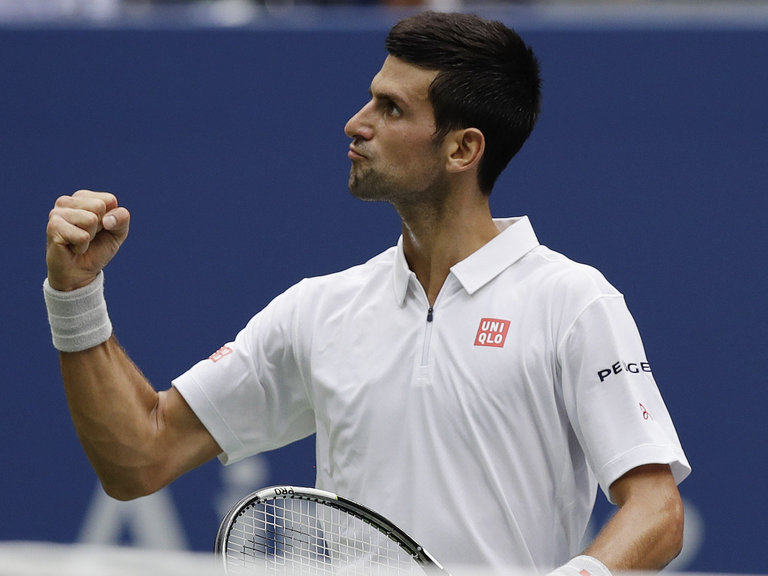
[102,487,137,501]
[101,482,152,502]
[97,468,167,501]
[667,493,686,563]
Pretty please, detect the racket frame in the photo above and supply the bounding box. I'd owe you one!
[214,485,445,573]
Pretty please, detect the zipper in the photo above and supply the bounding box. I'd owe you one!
[414,282,442,387]
[420,305,434,368]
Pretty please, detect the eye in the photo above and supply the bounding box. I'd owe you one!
[383,100,402,118]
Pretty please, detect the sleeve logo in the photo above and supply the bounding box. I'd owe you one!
[474,318,511,348]
[597,360,651,382]
[209,345,233,363]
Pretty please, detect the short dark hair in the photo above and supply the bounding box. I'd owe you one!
[386,11,541,194]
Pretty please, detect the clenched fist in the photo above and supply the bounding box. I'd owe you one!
[46,190,130,292]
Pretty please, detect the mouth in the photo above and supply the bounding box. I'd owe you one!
[347,144,367,161]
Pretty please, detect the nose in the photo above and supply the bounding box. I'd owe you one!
[344,100,374,140]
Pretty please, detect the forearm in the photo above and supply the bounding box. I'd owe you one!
[60,335,165,500]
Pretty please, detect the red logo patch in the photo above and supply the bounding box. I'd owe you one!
[474,318,510,348]
[209,346,233,363]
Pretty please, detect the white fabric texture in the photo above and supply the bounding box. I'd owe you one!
[173,217,690,571]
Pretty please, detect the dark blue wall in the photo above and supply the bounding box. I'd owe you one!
[1,10,766,573]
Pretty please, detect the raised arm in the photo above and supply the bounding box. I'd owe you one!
[46,190,221,500]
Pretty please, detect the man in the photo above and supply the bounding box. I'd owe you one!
[44,11,689,575]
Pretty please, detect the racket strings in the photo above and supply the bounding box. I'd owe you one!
[225,497,423,575]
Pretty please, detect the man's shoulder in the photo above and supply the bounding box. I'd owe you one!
[520,245,622,300]
[296,245,397,294]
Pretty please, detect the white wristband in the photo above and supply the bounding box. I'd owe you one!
[43,271,113,352]
[548,555,613,576]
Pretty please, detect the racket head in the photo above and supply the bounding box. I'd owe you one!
[215,485,445,575]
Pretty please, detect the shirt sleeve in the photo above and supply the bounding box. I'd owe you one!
[559,294,691,502]
[172,283,315,465]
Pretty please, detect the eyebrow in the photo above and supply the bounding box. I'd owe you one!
[368,73,414,107]
[369,87,406,107]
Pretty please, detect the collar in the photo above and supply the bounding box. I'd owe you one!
[393,216,540,305]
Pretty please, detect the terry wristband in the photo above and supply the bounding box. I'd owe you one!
[43,271,113,352]
[547,555,613,576]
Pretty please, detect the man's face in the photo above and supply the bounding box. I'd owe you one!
[344,56,447,208]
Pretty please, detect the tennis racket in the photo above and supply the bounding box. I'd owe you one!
[215,485,446,575]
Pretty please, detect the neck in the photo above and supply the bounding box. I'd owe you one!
[399,192,499,306]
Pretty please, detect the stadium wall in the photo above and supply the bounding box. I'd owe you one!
[1,6,766,573]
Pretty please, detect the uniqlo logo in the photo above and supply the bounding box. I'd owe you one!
[474,318,511,348]
[209,345,233,363]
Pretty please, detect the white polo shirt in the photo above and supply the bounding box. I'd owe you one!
[173,216,690,572]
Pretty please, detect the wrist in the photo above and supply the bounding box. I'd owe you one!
[548,555,613,576]
[43,271,113,352]
[45,266,101,292]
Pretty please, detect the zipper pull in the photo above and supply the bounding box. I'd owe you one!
[427,307,434,322]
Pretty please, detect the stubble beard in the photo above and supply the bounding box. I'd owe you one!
[347,159,449,213]
[348,163,387,202]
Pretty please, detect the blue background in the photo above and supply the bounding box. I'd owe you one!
[1,7,766,573]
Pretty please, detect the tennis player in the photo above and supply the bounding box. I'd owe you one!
[44,11,689,576]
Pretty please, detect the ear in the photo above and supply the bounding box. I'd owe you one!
[444,128,485,174]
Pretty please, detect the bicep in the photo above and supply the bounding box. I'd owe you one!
[155,387,222,483]
[609,463,680,507]
[585,464,685,570]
